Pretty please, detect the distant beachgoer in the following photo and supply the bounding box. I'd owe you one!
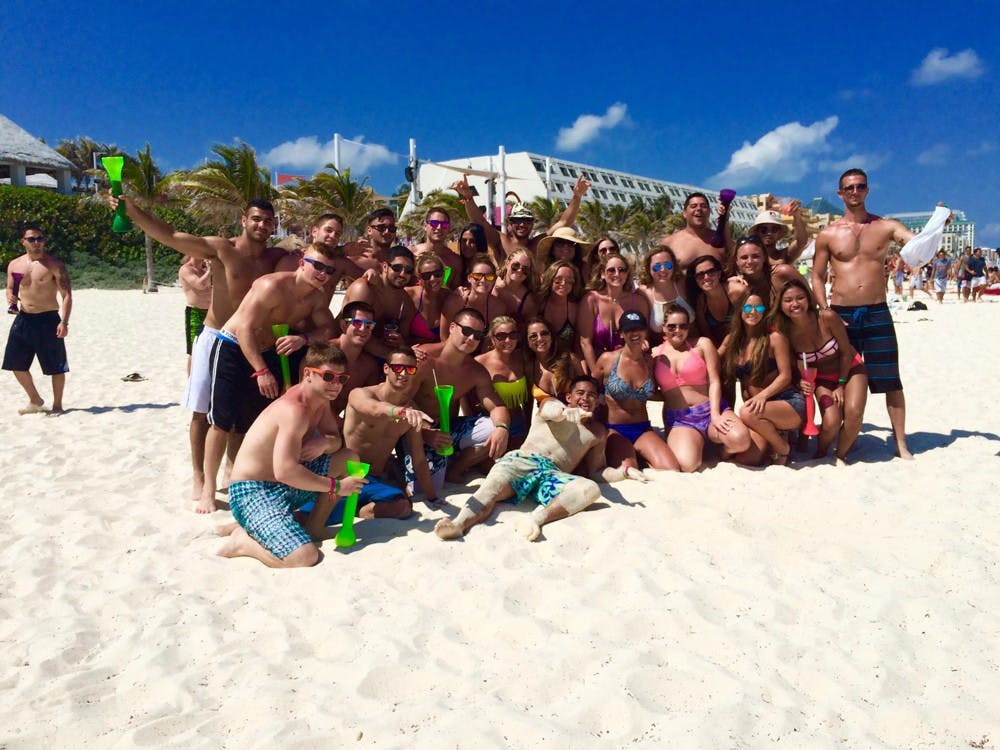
[215,343,362,568]
[3,223,71,414]
[956,246,972,301]
[931,250,951,303]
[965,247,987,302]
[434,375,647,542]
[811,168,947,460]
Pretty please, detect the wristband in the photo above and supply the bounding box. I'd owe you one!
[494,423,510,431]
[330,476,340,495]
[837,376,848,384]
[251,367,270,379]
[390,405,396,421]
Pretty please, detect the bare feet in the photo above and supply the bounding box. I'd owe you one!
[216,526,252,557]
[215,522,239,537]
[516,517,543,542]
[18,401,45,415]
[434,518,465,540]
[192,475,205,503]
[45,407,64,417]
[895,443,915,460]
[194,495,220,514]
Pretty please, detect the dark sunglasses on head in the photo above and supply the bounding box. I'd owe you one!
[387,363,417,375]
[665,322,690,331]
[306,367,350,383]
[426,219,450,230]
[419,268,444,280]
[24,236,45,243]
[389,263,414,275]
[651,261,674,272]
[742,303,767,314]
[304,257,337,275]
[492,330,518,342]
[457,324,487,341]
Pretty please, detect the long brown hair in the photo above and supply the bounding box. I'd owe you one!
[721,290,772,386]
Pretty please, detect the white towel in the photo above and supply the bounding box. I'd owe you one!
[900,205,950,266]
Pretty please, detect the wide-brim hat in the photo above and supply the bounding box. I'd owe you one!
[750,210,788,234]
[536,227,590,257]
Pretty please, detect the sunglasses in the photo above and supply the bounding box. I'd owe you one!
[739,235,764,247]
[598,245,618,255]
[457,324,487,341]
[303,257,337,275]
[419,268,444,280]
[492,330,518,342]
[509,217,533,225]
[468,272,496,282]
[552,274,573,284]
[651,261,674,272]
[606,266,628,275]
[527,330,552,341]
[387,363,418,376]
[508,261,528,273]
[370,223,397,233]
[742,303,767,314]
[426,219,451,230]
[756,225,782,234]
[695,268,720,279]
[840,183,868,193]
[389,263,414,275]
[24,236,45,243]
[306,367,350,384]
[345,317,376,330]
[665,323,690,331]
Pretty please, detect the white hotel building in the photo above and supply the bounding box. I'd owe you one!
[405,151,760,228]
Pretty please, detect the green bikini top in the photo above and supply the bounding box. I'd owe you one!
[492,375,529,409]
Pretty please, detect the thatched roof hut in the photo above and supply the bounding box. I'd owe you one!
[0,114,74,193]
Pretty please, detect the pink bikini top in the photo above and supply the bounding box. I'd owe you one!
[654,347,709,391]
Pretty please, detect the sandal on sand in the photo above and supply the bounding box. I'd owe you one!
[121,372,147,382]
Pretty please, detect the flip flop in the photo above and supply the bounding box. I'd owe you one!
[121,372,147,382]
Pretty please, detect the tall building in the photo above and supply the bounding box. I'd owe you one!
[886,210,975,255]
[405,151,760,228]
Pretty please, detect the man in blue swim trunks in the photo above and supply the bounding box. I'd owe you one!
[435,376,647,542]
[812,168,950,460]
[343,347,438,515]
[216,342,364,568]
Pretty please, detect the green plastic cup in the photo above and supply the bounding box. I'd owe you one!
[334,460,370,548]
[271,323,291,391]
[442,266,452,289]
[101,156,133,233]
[434,384,454,456]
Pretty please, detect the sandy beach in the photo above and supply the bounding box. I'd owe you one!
[1,287,998,749]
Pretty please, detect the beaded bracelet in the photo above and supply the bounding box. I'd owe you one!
[329,476,340,495]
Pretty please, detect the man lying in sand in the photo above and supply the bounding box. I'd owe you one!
[343,346,438,515]
[435,375,647,542]
[216,343,363,568]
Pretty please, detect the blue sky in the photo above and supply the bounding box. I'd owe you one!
[4,1,998,243]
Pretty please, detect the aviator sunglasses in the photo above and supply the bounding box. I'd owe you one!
[651,261,674,272]
[742,303,767,314]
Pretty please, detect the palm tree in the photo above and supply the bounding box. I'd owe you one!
[167,140,274,233]
[398,189,468,244]
[277,166,379,240]
[526,195,564,233]
[576,198,610,241]
[123,143,169,292]
[55,136,117,191]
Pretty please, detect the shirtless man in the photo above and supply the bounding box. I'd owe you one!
[340,208,399,273]
[409,207,464,285]
[328,301,380,416]
[216,343,362,568]
[343,347,437,516]
[748,207,806,286]
[435,375,646,541]
[812,168,941,460]
[275,214,361,297]
[663,193,729,272]
[179,255,212,374]
[203,244,340,512]
[342,246,417,360]
[409,308,511,489]
[452,174,590,264]
[112,195,282,502]
[3,223,72,414]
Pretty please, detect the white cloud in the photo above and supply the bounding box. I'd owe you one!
[915,143,951,166]
[708,116,839,188]
[818,152,890,173]
[555,103,628,151]
[264,134,397,174]
[967,140,996,156]
[911,48,985,85]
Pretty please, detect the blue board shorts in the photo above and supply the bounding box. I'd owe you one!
[832,302,902,394]
[501,451,577,507]
[298,475,407,524]
[228,455,330,559]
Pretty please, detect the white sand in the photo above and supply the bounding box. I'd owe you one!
[1,288,998,748]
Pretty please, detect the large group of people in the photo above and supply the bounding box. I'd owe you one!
[3,168,957,568]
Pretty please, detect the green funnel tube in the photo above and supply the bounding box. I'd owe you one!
[334,460,370,548]
[101,156,133,233]
[434,384,454,456]
[271,324,291,391]
[442,266,452,289]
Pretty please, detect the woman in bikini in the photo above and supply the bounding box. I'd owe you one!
[638,245,693,346]
[578,252,650,374]
[474,316,531,448]
[653,304,750,471]
[594,311,679,470]
[439,254,511,347]
[493,248,539,324]
[685,254,738,349]
[538,261,583,357]
[772,277,867,463]
[405,252,447,344]
[524,317,581,406]
[720,291,804,465]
